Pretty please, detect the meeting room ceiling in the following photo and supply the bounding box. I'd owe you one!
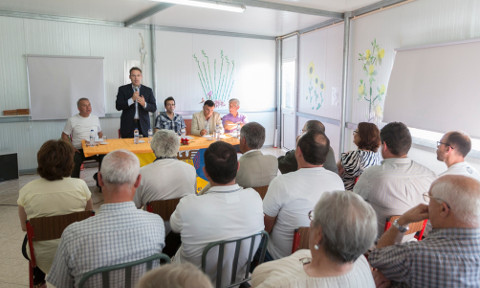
[0,0,392,37]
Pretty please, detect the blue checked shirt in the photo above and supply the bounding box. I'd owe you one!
[369,228,480,287]
[155,112,186,135]
[47,202,165,288]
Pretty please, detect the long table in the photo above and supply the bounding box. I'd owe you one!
[82,135,240,158]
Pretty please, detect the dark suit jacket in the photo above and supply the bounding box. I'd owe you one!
[116,84,157,138]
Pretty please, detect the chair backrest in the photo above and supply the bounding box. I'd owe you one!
[252,185,269,200]
[185,119,192,135]
[27,210,95,242]
[26,210,95,280]
[202,231,269,288]
[384,215,428,240]
[146,198,181,221]
[291,227,310,253]
[78,253,171,288]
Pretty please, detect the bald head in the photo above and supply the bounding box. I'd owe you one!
[430,175,480,227]
[297,130,330,166]
[303,120,325,133]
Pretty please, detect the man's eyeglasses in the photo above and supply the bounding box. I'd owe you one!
[423,193,451,209]
[436,141,452,149]
[308,210,314,221]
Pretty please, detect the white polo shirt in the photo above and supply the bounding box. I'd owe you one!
[263,167,344,260]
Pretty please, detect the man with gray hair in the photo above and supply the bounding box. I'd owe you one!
[134,129,196,208]
[47,150,165,288]
[278,120,338,174]
[436,131,480,181]
[236,122,277,188]
[370,175,480,287]
[252,190,377,287]
[222,98,248,133]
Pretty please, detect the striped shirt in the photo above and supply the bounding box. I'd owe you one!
[47,202,165,288]
[369,228,480,287]
[340,149,380,190]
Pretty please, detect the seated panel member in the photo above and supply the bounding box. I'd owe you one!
[222,98,248,133]
[191,100,222,136]
[370,175,480,287]
[61,97,103,180]
[154,96,186,135]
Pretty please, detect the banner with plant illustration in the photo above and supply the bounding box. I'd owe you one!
[357,39,385,122]
[193,50,234,108]
[305,61,326,110]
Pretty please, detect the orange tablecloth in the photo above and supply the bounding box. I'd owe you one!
[82,135,240,158]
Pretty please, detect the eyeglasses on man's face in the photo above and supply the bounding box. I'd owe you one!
[423,193,451,209]
[436,141,452,149]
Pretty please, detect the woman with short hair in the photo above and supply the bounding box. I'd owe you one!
[338,122,381,190]
[18,139,92,288]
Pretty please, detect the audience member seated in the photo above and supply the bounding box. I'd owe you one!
[191,100,222,136]
[137,263,213,288]
[370,175,480,287]
[47,150,165,288]
[338,122,380,190]
[61,97,104,183]
[354,122,436,240]
[134,129,196,208]
[236,122,278,187]
[154,96,186,135]
[17,139,92,288]
[222,98,248,133]
[199,122,277,194]
[263,130,344,260]
[252,190,377,288]
[436,131,480,181]
[278,120,338,174]
[170,142,264,285]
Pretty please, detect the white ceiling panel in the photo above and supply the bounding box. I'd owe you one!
[0,0,393,36]
[140,5,331,36]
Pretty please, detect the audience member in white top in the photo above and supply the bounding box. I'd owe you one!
[252,191,376,288]
[437,131,480,181]
[263,130,344,260]
[61,97,103,179]
[170,141,264,287]
[134,129,196,208]
[354,122,436,240]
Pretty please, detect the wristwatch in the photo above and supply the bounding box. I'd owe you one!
[392,219,409,233]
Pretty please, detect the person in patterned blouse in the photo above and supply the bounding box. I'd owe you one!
[338,122,381,190]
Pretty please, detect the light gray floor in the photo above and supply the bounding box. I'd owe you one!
[0,147,285,287]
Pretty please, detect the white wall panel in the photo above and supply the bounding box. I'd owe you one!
[298,24,343,119]
[90,25,152,114]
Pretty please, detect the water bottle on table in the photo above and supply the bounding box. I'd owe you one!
[134,128,139,144]
[89,129,96,147]
[148,129,153,143]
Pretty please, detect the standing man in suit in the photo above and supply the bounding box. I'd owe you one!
[116,67,157,138]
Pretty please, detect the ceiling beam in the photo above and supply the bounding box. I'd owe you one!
[351,0,411,17]
[226,0,344,18]
[124,3,173,27]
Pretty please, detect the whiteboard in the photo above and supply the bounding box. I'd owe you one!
[27,55,105,120]
[383,39,480,138]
